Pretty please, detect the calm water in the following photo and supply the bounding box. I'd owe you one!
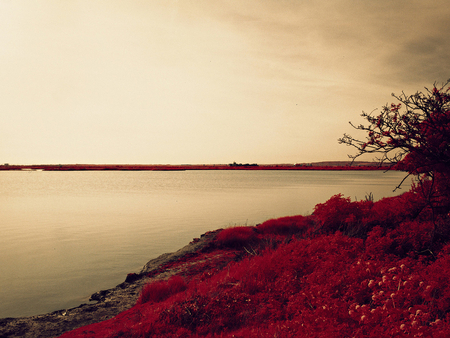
[0,170,406,318]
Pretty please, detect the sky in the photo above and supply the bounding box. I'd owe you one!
[1,0,449,165]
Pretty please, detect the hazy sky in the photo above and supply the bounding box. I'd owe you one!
[1,0,449,164]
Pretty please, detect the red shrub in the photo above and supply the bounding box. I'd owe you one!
[215,226,257,248]
[137,275,186,305]
[313,194,373,236]
[365,220,435,258]
[421,254,450,318]
[368,190,426,229]
[257,215,310,236]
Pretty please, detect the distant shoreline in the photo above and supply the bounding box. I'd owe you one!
[0,162,394,171]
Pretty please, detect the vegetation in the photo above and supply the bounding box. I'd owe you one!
[228,162,259,167]
[0,163,388,171]
[339,80,450,216]
[58,82,450,337]
[59,185,450,337]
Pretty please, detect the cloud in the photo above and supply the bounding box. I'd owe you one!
[204,0,450,87]
[385,35,450,85]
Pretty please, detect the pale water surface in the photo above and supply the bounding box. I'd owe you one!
[0,170,406,318]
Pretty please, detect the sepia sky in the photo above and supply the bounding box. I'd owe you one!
[1,0,449,164]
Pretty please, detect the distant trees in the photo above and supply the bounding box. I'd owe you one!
[339,80,450,215]
[229,162,258,167]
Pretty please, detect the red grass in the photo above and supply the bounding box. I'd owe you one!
[59,184,450,338]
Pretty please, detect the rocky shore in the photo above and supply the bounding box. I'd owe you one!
[0,231,220,338]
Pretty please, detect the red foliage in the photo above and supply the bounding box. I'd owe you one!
[137,275,187,305]
[257,215,310,236]
[340,81,450,215]
[367,191,424,227]
[60,185,450,338]
[313,194,373,236]
[215,226,257,248]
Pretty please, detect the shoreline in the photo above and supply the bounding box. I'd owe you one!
[0,162,393,172]
[2,186,449,336]
[0,230,220,338]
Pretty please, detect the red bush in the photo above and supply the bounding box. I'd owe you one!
[257,215,310,236]
[366,191,423,228]
[137,275,187,305]
[313,194,373,236]
[215,226,257,248]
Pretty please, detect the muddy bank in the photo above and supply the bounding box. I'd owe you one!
[0,231,219,338]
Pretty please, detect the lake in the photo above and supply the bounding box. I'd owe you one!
[0,170,407,318]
